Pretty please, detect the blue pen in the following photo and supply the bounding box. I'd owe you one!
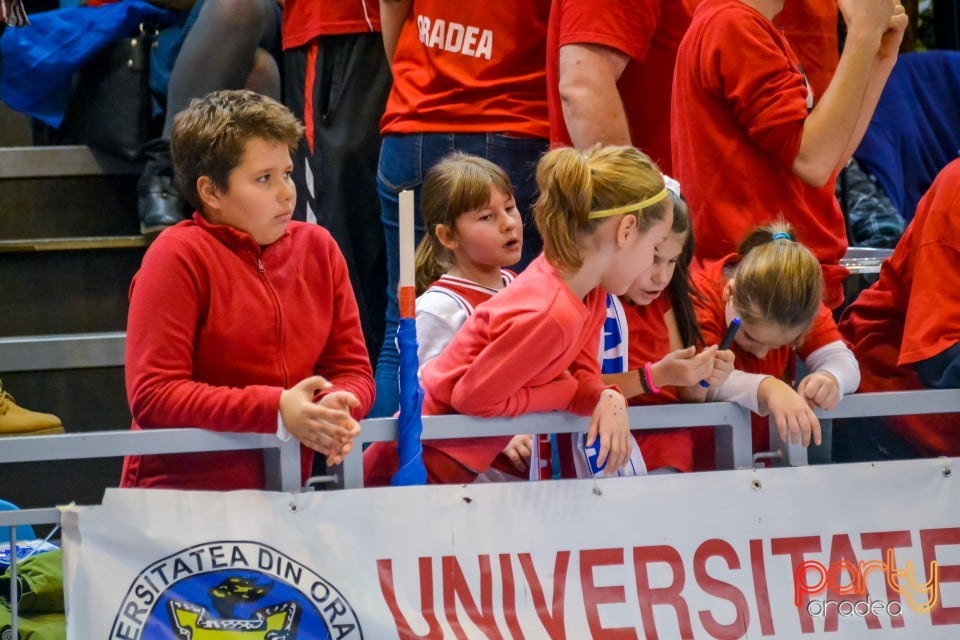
[699,317,741,388]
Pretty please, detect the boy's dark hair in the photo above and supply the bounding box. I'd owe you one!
[170,89,304,210]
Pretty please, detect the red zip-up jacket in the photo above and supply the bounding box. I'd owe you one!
[121,215,374,490]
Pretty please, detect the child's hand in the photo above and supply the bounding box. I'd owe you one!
[501,435,532,473]
[316,390,362,466]
[653,345,717,388]
[703,348,736,388]
[280,376,360,464]
[758,378,822,447]
[797,370,841,411]
[585,389,632,475]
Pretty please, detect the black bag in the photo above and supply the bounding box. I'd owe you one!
[58,23,160,161]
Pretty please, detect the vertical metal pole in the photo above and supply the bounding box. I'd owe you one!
[10,527,18,640]
[341,449,363,489]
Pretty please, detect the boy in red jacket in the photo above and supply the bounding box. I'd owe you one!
[121,90,374,491]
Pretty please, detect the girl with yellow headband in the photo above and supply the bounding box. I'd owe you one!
[594,189,735,476]
[364,145,673,484]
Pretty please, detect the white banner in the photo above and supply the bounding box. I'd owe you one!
[62,458,960,639]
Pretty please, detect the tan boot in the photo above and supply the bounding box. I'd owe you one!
[0,379,64,437]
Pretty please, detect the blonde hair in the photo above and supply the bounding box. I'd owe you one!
[414,153,515,294]
[732,222,823,330]
[533,145,669,271]
[171,89,304,210]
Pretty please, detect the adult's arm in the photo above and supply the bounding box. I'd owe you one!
[558,43,631,148]
[379,0,410,61]
[793,1,903,186]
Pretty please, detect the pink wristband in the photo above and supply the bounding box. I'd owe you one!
[644,361,661,394]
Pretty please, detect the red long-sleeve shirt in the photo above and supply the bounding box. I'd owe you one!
[121,215,374,490]
[673,0,848,309]
[840,159,960,456]
[419,254,611,472]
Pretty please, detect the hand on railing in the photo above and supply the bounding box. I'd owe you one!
[280,376,360,465]
[798,370,842,411]
[759,377,822,447]
[501,435,532,473]
[587,389,633,473]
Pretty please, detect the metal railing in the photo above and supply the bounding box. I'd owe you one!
[0,332,125,372]
[771,388,960,466]
[341,402,755,488]
[3,388,960,634]
[0,428,300,638]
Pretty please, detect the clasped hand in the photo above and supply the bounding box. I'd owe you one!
[280,375,361,466]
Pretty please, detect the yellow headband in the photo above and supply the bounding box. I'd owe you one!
[587,187,670,220]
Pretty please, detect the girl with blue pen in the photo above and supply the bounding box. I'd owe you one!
[691,223,860,467]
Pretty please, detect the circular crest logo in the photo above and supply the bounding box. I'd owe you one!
[110,541,362,639]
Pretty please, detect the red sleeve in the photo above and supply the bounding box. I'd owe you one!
[449,310,581,417]
[557,0,660,61]
[569,332,618,417]
[125,236,281,433]
[314,240,376,419]
[900,171,960,365]
[700,9,806,170]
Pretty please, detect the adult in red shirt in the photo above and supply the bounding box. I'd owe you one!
[838,159,960,460]
[282,0,391,366]
[371,0,551,417]
[546,0,691,176]
[121,91,374,491]
[672,0,907,310]
[776,0,840,101]
[683,0,841,100]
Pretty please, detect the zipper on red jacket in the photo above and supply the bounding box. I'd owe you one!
[256,254,289,386]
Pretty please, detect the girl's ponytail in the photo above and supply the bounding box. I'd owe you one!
[534,144,669,272]
[733,222,823,330]
[414,234,449,296]
[534,147,593,271]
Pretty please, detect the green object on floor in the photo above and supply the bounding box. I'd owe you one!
[0,549,65,640]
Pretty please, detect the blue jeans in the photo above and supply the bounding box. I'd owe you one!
[371,132,548,417]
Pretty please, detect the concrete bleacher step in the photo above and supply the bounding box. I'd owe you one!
[0,146,141,240]
[0,145,143,509]
[0,145,146,332]
[0,235,147,252]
